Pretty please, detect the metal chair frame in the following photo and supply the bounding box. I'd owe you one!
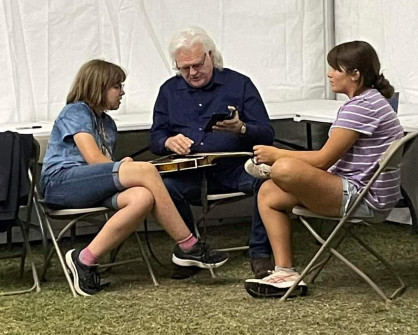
[32,140,158,297]
[281,132,418,302]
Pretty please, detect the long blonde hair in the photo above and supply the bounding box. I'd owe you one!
[67,59,126,112]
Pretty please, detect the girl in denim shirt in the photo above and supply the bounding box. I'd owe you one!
[41,59,228,296]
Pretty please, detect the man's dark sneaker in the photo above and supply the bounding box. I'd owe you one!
[172,240,228,269]
[171,264,202,280]
[65,249,101,296]
[250,257,274,279]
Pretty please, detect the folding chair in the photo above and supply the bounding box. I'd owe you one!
[195,170,251,253]
[387,91,400,112]
[32,140,158,297]
[281,132,418,302]
[384,92,418,233]
[0,133,41,296]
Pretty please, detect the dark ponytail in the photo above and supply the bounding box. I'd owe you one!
[374,73,394,99]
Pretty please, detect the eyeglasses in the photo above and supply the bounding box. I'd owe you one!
[175,53,206,74]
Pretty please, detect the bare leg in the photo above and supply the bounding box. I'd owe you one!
[258,158,343,267]
[270,158,343,216]
[258,180,296,268]
[118,161,191,241]
[87,187,154,257]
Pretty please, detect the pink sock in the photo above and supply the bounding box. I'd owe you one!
[178,233,198,251]
[79,247,98,266]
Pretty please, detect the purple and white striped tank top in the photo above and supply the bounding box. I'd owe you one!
[328,89,404,210]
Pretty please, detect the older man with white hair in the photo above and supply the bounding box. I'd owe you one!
[150,27,275,279]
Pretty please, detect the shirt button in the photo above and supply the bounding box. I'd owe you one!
[200,142,204,145]
[198,103,202,107]
[199,128,202,131]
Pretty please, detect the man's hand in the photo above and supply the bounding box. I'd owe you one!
[165,134,194,155]
[212,106,243,134]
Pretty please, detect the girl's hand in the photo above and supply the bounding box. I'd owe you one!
[253,145,281,165]
[120,157,134,163]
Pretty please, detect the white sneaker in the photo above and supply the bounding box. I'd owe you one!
[244,269,308,298]
[244,159,271,179]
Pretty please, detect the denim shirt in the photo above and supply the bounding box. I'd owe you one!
[40,102,117,191]
[150,68,275,155]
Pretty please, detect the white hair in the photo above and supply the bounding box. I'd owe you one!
[168,26,223,73]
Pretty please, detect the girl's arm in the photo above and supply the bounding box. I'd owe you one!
[254,127,359,170]
[74,132,112,164]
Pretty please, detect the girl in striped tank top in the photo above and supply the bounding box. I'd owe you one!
[244,41,403,298]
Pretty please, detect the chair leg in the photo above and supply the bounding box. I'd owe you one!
[282,216,406,302]
[347,229,406,299]
[19,219,41,294]
[400,187,418,234]
[33,195,50,260]
[40,215,85,281]
[134,232,159,286]
[325,245,394,302]
[143,219,164,266]
[1,220,41,296]
[98,232,159,286]
[280,215,353,302]
[41,245,57,281]
[42,217,78,297]
[299,216,348,283]
[308,233,346,284]
[107,240,124,265]
[195,172,216,279]
[19,235,27,279]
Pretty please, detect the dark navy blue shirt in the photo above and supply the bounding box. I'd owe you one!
[150,68,274,155]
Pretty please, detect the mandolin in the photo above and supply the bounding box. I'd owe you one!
[150,152,253,174]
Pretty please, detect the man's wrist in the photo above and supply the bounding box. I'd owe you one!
[164,139,171,152]
[239,122,247,135]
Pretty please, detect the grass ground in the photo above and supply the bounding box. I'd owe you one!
[1,220,418,334]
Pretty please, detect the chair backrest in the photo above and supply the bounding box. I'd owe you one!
[386,92,400,113]
[378,132,418,172]
[0,132,36,230]
[344,132,418,221]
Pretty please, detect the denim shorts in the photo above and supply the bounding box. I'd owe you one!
[341,178,390,223]
[43,161,125,210]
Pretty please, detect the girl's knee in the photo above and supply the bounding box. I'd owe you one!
[258,180,276,202]
[137,161,159,175]
[270,158,301,183]
[124,187,154,210]
[123,161,159,176]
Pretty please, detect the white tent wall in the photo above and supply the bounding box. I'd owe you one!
[334,0,418,104]
[0,0,328,124]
